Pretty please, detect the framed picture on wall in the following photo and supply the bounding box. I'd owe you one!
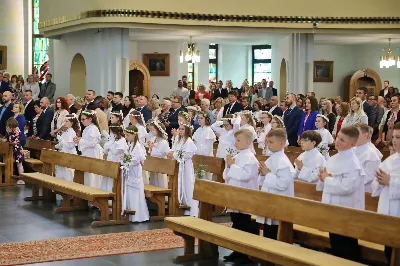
[0,46,7,70]
[313,61,333,82]
[143,53,170,76]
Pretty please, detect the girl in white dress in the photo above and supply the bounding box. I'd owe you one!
[147,119,170,188]
[192,111,216,181]
[232,110,257,154]
[171,111,191,150]
[121,125,149,223]
[74,110,104,189]
[263,115,288,156]
[54,114,80,200]
[168,118,198,217]
[315,114,334,161]
[211,114,240,159]
[102,111,124,147]
[129,110,149,184]
[103,124,128,193]
[257,111,272,151]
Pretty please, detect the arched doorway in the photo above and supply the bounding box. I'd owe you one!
[279,59,287,101]
[70,53,86,97]
[129,61,150,97]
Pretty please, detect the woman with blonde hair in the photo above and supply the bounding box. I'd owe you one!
[149,98,161,118]
[342,97,368,127]
[212,97,224,121]
[321,100,337,133]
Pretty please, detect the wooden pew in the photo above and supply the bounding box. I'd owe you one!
[165,180,366,266]
[293,180,385,264]
[21,149,128,227]
[23,138,55,172]
[0,141,14,187]
[142,156,178,220]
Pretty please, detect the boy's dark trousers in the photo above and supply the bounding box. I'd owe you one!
[263,224,279,240]
[329,233,360,262]
[229,212,258,259]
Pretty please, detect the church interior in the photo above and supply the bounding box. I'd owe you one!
[0,0,400,265]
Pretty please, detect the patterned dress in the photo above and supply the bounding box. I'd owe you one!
[7,129,24,163]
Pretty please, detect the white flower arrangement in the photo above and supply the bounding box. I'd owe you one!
[226,147,238,158]
[195,164,208,179]
[317,145,329,156]
[121,153,134,167]
[177,149,184,160]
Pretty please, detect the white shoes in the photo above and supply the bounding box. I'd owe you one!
[17,180,25,185]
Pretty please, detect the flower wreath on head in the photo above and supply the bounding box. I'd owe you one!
[111,110,123,118]
[178,111,190,122]
[179,121,194,131]
[82,109,96,116]
[147,118,168,138]
[109,124,124,129]
[273,115,285,128]
[124,127,138,134]
[198,110,211,123]
[129,111,145,125]
[260,111,273,118]
[316,114,329,123]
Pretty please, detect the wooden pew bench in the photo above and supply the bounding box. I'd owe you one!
[21,149,128,227]
[23,138,55,172]
[165,180,368,266]
[0,141,14,186]
[142,156,178,221]
[293,180,385,264]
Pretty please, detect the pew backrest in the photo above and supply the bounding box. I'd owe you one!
[193,179,400,248]
[193,155,224,175]
[294,180,379,212]
[40,149,120,179]
[143,156,177,175]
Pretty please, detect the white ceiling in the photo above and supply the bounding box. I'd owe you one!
[129,29,400,46]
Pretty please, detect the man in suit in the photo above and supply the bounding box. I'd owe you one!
[213,80,228,100]
[356,87,376,127]
[39,73,56,103]
[135,95,152,123]
[241,97,253,112]
[23,90,36,124]
[83,90,96,111]
[283,93,304,146]
[379,80,390,97]
[112,92,124,112]
[66,94,77,114]
[223,90,243,117]
[267,96,283,116]
[257,79,277,104]
[368,95,385,141]
[0,73,11,94]
[0,91,14,137]
[35,97,53,140]
[166,96,185,141]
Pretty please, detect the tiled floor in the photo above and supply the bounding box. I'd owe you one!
[0,185,255,266]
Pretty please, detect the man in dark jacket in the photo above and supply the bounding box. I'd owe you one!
[283,93,304,146]
[223,90,243,116]
[0,91,14,137]
[357,87,376,127]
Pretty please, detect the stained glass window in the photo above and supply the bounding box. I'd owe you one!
[208,44,218,83]
[32,0,49,77]
[252,45,271,84]
[188,63,194,87]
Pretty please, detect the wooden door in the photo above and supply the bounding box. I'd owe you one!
[129,70,144,96]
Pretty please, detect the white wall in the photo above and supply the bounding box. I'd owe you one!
[51,28,130,98]
[0,0,24,75]
[313,43,400,99]
[130,41,250,98]
[313,45,355,99]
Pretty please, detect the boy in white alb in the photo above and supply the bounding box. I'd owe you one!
[223,129,259,264]
[317,126,365,262]
[354,123,382,193]
[257,128,296,239]
[372,122,400,264]
[294,130,326,183]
